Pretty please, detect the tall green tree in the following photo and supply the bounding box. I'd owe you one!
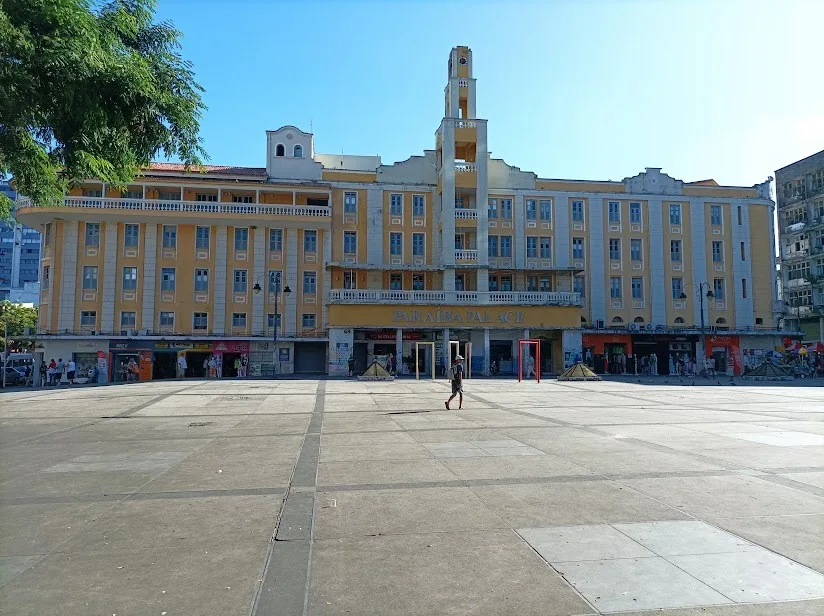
[0,300,38,352]
[0,0,207,217]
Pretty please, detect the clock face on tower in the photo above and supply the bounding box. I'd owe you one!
[459,56,467,65]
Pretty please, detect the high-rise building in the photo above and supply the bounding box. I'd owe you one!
[15,46,780,381]
[1,180,41,303]
[775,150,824,342]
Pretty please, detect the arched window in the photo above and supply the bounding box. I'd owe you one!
[293,144,303,158]
[633,317,645,323]
[276,144,285,157]
[674,317,685,324]
[716,317,728,327]
[611,316,624,324]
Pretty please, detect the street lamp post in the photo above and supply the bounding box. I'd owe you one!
[253,276,291,377]
[680,282,714,332]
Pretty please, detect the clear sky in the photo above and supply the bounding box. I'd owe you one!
[155,0,823,188]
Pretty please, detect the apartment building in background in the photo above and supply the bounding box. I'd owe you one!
[1,180,41,304]
[15,46,781,381]
[776,149,824,342]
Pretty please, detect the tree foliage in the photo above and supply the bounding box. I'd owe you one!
[0,0,207,217]
[0,300,38,351]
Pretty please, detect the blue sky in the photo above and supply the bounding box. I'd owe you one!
[156,0,823,188]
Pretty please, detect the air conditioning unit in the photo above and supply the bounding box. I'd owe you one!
[628,323,639,331]
[138,328,148,336]
[595,320,605,329]
[644,323,655,332]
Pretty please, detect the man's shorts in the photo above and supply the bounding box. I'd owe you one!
[451,380,462,394]
[67,371,75,380]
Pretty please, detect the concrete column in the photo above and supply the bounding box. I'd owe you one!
[395,328,403,375]
[212,226,227,335]
[443,268,456,292]
[251,227,265,335]
[819,316,824,342]
[442,327,450,377]
[101,222,118,334]
[477,268,489,292]
[284,228,298,336]
[483,327,490,375]
[57,221,78,332]
[523,328,530,340]
[141,224,157,333]
[514,194,525,269]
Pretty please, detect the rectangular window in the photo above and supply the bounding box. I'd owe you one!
[231,195,253,203]
[631,238,642,261]
[343,231,357,254]
[526,236,537,258]
[737,206,742,225]
[122,267,137,290]
[572,200,584,222]
[672,277,683,300]
[500,275,513,292]
[500,199,513,219]
[609,238,621,261]
[233,269,248,293]
[608,201,621,223]
[389,232,402,256]
[671,240,682,262]
[44,223,52,246]
[713,278,725,300]
[412,273,425,290]
[344,191,358,213]
[630,202,641,223]
[302,313,316,329]
[80,311,96,326]
[390,193,403,216]
[343,271,356,289]
[488,235,498,257]
[540,200,551,221]
[195,269,209,292]
[191,226,209,251]
[234,227,248,251]
[526,275,538,292]
[232,313,247,328]
[160,267,176,292]
[500,236,512,257]
[574,276,585,297]
[540,237,551,258]
[267,313,282,329]
[303,271,316,294]
[610,277,622,299]
[526,199,537,220]
[157,191,180,201]
[742,278,748,299]
[303,230,317,253]
[669,203,682,225]
[83,188,103,198]
[488,198,498,219]
[740,242,746,261]
[268,270,282,293]
[711,205,722,225]
[412,233,425,256]
[120,311,136,327]
[85,222,100,247]
[42,265,50,289]
[82,266,98,290]
[412,194,425,217]
[632,277,643,300]
[269,228,283,251]
[162,225,176,248]
[122,189,142,199]
[488,275,498,292]
[540,276,551,292]
[193,312,208,331]
[712,241,723,263]
[159,312,175,327]
[196,193,217,202]
[572,237,584,259]
[124,224,139,247]
[389,273,402,290]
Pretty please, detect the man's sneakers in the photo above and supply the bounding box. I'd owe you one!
[445,401,450,410]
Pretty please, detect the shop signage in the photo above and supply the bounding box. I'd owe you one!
[214,341,250,353]
[278,348,290,361]
[368,331,423,341]
[392,309,525,325]
[154,342,193,350]
[111,341,151,350]
[708,335,739,345]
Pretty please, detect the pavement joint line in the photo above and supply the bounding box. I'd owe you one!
[3,487,288,506]
[105,382,206,418]
[251,380,325,616]
[751,474,824,498]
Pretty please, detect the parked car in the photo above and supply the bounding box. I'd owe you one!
[3,366,23,386]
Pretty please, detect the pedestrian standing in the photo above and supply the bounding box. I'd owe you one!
[66,359,76,386]
[56,358,65,386]
[445,354,464,410]
[39,361,47,387]
[348,354,355,377]
[177,353,187,379]
[48,358,56,386]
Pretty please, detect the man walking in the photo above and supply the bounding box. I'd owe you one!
[66,358,76,387]
[177,353,187,379]
[445,354,464,410]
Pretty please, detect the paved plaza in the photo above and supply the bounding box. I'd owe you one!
[1,378,824,615]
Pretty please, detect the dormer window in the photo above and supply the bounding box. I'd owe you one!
[293,144,303,158]
[276,144,285,157]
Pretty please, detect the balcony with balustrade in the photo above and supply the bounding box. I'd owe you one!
[329,289,582,307]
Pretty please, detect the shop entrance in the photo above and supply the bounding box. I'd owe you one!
[353,342,368,374]
[222,353,241,378]
[710,347,728,374]
[490,340,513,375]
[152,351,177,380]
[187,351,211,378]
[294,342,327,374]
[604,343,628,374]
[113,352,142,382]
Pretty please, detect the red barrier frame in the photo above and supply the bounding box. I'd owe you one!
[518,339,541,383]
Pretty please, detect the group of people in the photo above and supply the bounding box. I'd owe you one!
[199,354,249,379]
[42,358,79,386]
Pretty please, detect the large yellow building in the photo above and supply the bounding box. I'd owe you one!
[17,46,781,380]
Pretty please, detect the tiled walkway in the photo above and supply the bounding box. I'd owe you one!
[1,378,823,615]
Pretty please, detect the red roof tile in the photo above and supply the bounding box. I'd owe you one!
[146,162,267,177]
